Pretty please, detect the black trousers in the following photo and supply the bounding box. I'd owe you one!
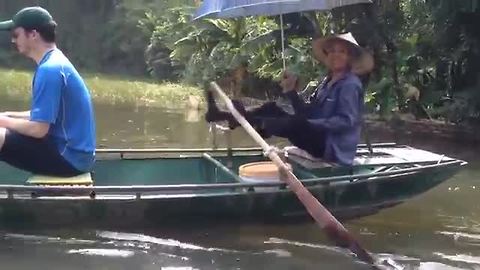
[248,102,326,158]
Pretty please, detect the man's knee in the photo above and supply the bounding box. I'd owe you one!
[0,128,6,151]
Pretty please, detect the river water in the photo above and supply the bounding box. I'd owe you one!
[0,102,479,270]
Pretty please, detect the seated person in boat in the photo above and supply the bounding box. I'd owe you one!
[0,7,96,177]
[206,32,373,166]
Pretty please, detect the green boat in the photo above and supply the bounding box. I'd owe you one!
[0,143,466,227]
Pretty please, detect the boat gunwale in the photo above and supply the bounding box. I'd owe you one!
[95,144,462,169]
[0,159,465,199]
[95,143,397,155]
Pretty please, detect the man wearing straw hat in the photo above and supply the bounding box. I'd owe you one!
[0,7,95,177]
[206,32,374,166]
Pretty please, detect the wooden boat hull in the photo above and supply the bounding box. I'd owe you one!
[0,145,465,228]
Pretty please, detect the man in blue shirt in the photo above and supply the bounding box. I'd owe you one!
[0,7,95,176]
[207,33,373,166]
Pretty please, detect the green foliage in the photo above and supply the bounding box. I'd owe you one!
[144,6,325,98]
[1,0,480,123]
[0,0,188,75]
[327,0,480,122]
[402,0,480,122]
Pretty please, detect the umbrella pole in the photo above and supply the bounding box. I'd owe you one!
[280,14,286,70]
[209,82,380,266]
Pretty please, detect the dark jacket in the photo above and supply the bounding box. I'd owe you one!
[286,72,364,166]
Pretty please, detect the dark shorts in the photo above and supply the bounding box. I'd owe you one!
[0,129,83,177]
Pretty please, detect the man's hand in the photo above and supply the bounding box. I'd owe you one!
[280,71,299,93]
[0,115,9,127]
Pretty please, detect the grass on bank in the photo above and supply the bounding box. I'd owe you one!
[0,68,204,108]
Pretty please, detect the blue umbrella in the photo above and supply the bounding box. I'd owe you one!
[193,0,224,20]
[194,0,371,69]
[195,0,371,19]
[193,0,299,20]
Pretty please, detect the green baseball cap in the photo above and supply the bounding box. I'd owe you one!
[0,6,54,31]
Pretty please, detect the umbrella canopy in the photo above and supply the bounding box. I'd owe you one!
[193,0,223,20]
[194,0,298,20]
[194,0,371,20]
[193,0,372,69]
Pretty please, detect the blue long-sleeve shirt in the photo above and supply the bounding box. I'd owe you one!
[285,72,364,166]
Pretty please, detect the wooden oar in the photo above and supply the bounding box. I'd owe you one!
[210,82,397,268]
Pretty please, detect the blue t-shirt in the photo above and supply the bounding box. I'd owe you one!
[30,49,96,172]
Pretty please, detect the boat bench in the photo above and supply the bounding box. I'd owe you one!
[26,173,95,198]
[27,173,94,186]
[283,146,336,169]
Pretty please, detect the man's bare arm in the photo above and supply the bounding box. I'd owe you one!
[2,111,30,119]
[0,116,49,138]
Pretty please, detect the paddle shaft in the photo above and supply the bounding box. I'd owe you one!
[210,82,376,265]
[280,14,286,71]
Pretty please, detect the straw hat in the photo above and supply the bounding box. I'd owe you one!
[312,32,374,75]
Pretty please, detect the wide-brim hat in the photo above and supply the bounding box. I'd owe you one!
[312,32,374,75]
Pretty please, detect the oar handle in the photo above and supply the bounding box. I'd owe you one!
[210,82,380,267]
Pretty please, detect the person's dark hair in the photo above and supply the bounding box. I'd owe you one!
[24,20,57,43]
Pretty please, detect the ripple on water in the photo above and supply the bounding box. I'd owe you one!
[437,231,480,245]
[3,230,479,269]
[434,252,480,266]
[263,249,292,258]
[418,262,468,270]
[4,233,97,245]
[96,231,242,253]
[67,248,135,258]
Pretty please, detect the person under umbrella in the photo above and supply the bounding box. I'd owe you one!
[206,32,374,166]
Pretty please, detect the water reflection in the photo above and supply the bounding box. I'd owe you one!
[184,108,201,123]
[95,103,257,149]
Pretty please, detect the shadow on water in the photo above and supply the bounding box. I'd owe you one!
[0,100,479,269]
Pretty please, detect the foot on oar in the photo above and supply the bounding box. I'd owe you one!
[205,90,234,125]
[204,89,266,133]
[205,90,223,122]
[205,90,249,129]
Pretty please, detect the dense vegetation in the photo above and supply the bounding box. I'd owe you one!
[0,0,479,123]
[0,0,189,75]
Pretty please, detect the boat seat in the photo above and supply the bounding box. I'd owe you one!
[283,146,336,169]
[27,173,93,186]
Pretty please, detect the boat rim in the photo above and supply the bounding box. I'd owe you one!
[0,158,465,196]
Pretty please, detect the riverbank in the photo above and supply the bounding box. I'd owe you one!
[0,68,203,108]
[364,113,480,147]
